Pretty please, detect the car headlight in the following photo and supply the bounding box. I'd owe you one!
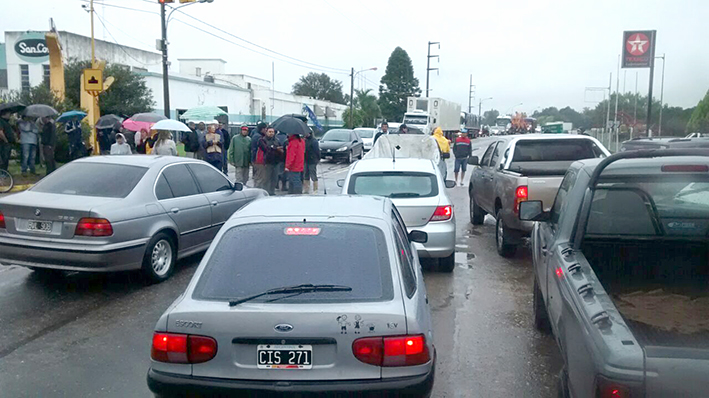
[336,146,348,152]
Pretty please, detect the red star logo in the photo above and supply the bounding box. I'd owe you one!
[626,33,650,56]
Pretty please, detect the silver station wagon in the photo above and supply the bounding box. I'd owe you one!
[147,195,436,397]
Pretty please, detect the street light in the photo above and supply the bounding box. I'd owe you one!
[505,102,523,115]
[478,97,492,127]
[160,0,214,118]
[349,67,377,128]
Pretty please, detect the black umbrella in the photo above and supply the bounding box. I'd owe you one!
[271,115,310,136]
[95,114,123,129]
[23,104,58,118]
[0,102,26,115]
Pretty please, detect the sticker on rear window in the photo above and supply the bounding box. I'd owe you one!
[284,227,321,236]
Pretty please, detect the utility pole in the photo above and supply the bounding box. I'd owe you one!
[658,56,665,136]
[478,97,492,128]
[605,72,612,148]
[646,31,657,137]
[425,41,439,98]
[468,75,475,114]
[614,55,620,152]
[160,2,170,118]
[350,67,354,128]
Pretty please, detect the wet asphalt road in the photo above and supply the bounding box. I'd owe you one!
[0,156,562,397]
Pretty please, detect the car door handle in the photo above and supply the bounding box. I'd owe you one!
[541,245,548,256]
[211,201,218,206]
[170,208,180,214]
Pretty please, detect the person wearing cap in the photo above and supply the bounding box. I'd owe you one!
[228,124,252,185]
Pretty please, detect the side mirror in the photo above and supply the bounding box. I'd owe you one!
[467,156,479,165]
[408,230,428,244]
[336,179,345,188]
[519,201,550,222]
[444,180,456,189]
[233,182,244,191]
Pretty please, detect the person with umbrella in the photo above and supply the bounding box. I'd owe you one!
[285,132,305,194]
[0,108,19,171]
[228,124,251,185]
[195,122,207,160]
[181,122,200,158]
[40,116,57,174]
[18,115,39,175]
[275,128,288,191]
[152,130,178,156]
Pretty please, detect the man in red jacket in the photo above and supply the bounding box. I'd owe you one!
[285,133,306,194]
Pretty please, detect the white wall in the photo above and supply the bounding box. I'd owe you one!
[179,59,226,77]
[253,88,345,126]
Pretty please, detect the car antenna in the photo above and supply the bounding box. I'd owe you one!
[392,145,401,163]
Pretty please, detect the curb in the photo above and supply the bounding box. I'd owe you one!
[9,184,34,193]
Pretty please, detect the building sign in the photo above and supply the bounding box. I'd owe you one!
[84,68,103,92]
[622,30,656,68]
[14,32,50,63]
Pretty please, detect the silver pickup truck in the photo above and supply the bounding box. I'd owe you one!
[467,134,609,257]
[520,149,709,398]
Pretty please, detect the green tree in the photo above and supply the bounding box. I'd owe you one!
[482,109,499,125]
[378,47,421,121]
[341,107,363,129]
[355,89,381,127]
[65,59,154,117]
[687,89,709,133]
[292,72,346,104]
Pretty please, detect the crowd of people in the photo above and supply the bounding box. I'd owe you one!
[0,109,57,177]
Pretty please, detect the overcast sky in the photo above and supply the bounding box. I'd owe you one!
[2,0,708,115]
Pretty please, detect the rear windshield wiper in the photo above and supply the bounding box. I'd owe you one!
[228,284,352,307]
[389,192,422,198]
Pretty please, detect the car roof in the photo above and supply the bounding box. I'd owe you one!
[233,195,391,220]
[574,155,709,176]
[350,158,437,174]
[71,155,200,168]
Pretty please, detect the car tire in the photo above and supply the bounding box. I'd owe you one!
[469,191,485,225]
[534,277,552,334]
[438,253,455,273]
[495,209,516,258]
[346,150,353,164]
[141,232,177,284]
[358,148,363,159]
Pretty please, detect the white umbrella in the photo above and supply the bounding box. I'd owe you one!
[152,119,191,132]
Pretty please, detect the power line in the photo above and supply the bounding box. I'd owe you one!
[93,11,162,66]
[78,0,158,15]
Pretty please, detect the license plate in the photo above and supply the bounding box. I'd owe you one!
[257,344,312,369]
[27,220,52,233]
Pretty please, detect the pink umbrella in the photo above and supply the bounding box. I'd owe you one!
[122,119,154,132]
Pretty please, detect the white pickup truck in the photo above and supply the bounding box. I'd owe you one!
[467,134,609,257]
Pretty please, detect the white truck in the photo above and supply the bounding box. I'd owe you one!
[490,115,512,135]
[403,97,461,138]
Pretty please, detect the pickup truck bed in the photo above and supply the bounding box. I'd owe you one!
[582,238,709,348]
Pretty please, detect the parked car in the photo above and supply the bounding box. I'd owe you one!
[355,127,376,151]
[521,149,709,398]
[319,129,365,163]
[339,157,457,271]
[0,156,266,282]
[147,195,435,397]
[619,136,678,152]
[467,134,609,257]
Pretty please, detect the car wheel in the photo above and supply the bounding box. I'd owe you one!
[495,209,516,258]
[534,277,552,333]
[438,253,455,273]
[469,191,485,225]
[142,232,176,283]
[358,148,363,159]
[346,150,353,164]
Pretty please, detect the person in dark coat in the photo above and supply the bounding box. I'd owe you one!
[250,122,267,188]
[256,126,280,195]
[65,119,84,160]
[303,130,320,194]
[182,121,200,157]
[0,111,17,171]
[40,116,57,174]
[219,123,231,175]
[275,130,288,190]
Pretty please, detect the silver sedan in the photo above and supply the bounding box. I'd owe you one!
[0,156,266,282]
[147,195,435,397]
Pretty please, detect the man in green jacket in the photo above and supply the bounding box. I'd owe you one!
[227,124,252,185]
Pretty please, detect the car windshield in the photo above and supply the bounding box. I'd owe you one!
[403,116,428,125]
[30,163,148,198]
[348,172,438,198]
[355,129,374,138]
[193,222,394,303]
[496,118,511,126]
[322,130,351,142]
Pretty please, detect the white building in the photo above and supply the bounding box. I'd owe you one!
[1,31,345,127]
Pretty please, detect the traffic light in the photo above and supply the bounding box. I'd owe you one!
[158,0,174,3]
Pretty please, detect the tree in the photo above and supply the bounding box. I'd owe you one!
[355,89,381,127]
[292,72,346,104]
[65,59,154,117]
[482,109,499,126]
[687,89,709,133]
[341,107,363,129]
[378,47,421,122]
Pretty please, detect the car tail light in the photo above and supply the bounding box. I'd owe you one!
[595,376,632,398]
[353,335,430,367]
[514,185,528,215]
[661,164,709,173]
[430,205,452,221]
[0,211,5,229]
[151,332,217,364]
[75,218,113,237]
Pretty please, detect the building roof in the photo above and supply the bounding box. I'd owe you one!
[177,58,227,63]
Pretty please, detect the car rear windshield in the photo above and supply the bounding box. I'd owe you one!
[355,129,374,138]
[348,172,439,198]
[322,130,351,142]
[193,222,394,303]
[512,139,602,162]
[31,163,148,198]
[587,176,709,237]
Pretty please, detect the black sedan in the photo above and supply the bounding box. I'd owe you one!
[319,129,364,163]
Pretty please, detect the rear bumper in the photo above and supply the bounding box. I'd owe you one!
[320,151,349,160]
[410,220,456,258]
[0,237,147,272]
[147,363,434,397]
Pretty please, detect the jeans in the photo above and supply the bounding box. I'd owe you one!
[287,171,303,194]
[303,163,318,181]
[253,164,266,190]
[263,164,276,195]
[235,167,250,185]
[454,157,468,173]
[276,162,286,190]
[43,145,56,174]
[21,143,37,173]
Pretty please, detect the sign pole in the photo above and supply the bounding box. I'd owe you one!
[645,31,656,137]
